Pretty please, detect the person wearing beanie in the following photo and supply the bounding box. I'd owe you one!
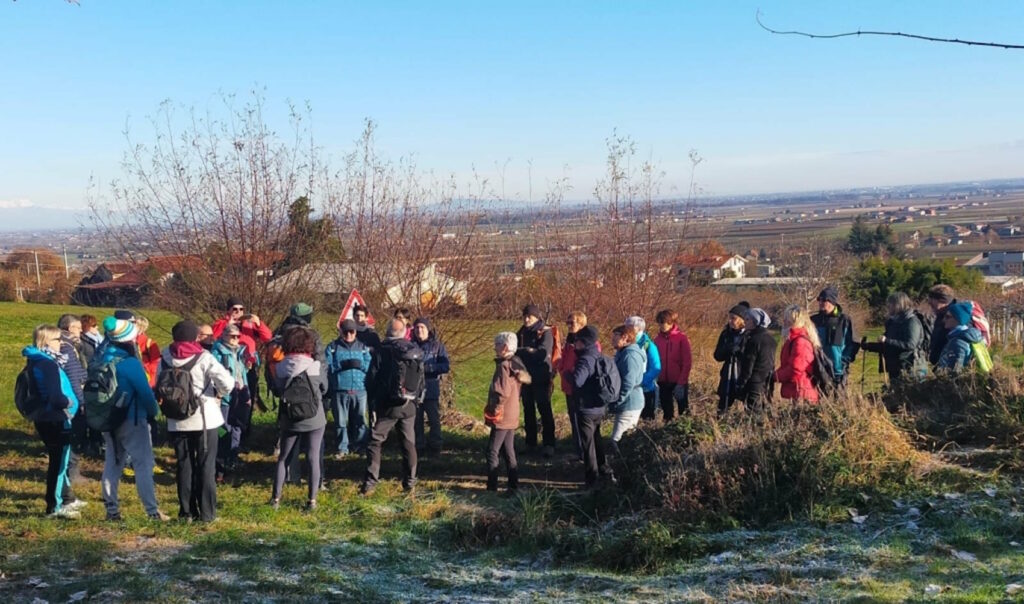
[412,317,450,456]
[713,304,748,414]
[211,296,271,411]
[160,320,234,522]
[569,325,614,487]
[324,318,372,457]
[113,309,137,322]
[735,308,778,410]
[273,302,324,361]
[97,316,169,522]
[936,301,985,373]
[210,323,250,483]
[624,315,661,423]
[926,284,958,367]
[515,304,556,457]
[811,287,858,386]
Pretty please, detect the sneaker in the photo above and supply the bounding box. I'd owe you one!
[332,452,347,461]
[64,499,88,512]
[304,500,318,512]
[358,483,375,497]
[269,498,280,511]
[105,512,123,522]
[148,511,171,522]
[48,507,81,520]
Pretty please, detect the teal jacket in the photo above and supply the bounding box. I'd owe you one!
[22,346,80,426]
[636,332,661,393]
[97,343,159,424]
[211,341,247,405]
[937,326,983,372]
[609,343,646,414]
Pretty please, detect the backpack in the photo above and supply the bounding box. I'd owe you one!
[155,356,202,420]
[589,354,621,408]
[914,310,933,354]
[83,359,129,432]
[970,341,993,374]
[799,336,837,396]
[549,325,563,371]
[386,343,425,406]
[964,300,991,346]
[262,336,286,397]
[14,364,46,421]
[279,372,319,421]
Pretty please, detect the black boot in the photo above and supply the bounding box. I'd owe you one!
[486,470,498,491]
[507,467,519,492]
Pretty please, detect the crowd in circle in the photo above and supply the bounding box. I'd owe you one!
[15,282,993,519]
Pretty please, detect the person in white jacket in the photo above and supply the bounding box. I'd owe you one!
[157,320,234,522]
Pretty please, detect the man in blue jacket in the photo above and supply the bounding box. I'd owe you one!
[97,317,170,521]
[325,319,372,457]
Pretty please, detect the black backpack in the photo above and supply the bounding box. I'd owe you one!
[279,372,319,421]
[155,356,202,420]
[801,337,837,396]
[386,343,425,406]
[914,310,933,354]
[588,354,621,409]
[14,364,46,421]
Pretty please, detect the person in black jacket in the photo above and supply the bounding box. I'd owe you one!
[926,284,956,367]
[353,304,382,351]
[57,314,87,480]
[570,325,613,487]
[713,303,749,414]
[736,308,778,410]
[360,319,424,495]
[412,317,450,455]
[861,292,927,382]
[515,304,555,457]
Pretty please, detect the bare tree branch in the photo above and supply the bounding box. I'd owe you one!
[756,10,1024,50]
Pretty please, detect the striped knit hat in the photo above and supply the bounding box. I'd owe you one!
[102,316,138,343]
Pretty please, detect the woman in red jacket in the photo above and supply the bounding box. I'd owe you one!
[654,309,692,420]
[775,304,821,404]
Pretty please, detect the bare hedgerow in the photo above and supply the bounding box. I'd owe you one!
[616,394,924,526]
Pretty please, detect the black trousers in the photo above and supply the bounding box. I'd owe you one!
[364,413,417,489]
[640,388,659,420]
[36,422,74,513]
[486,427,518,490]
[577,412,609,485]
[521,381,555,448]
[170,429,219,522]
[658,382,689,420]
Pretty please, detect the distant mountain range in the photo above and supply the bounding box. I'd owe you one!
[0,205,91,232]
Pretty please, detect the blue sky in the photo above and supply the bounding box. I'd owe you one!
[2,1,1024,212]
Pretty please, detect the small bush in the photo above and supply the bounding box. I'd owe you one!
[616,395,923,526]
[884,369,1024,447]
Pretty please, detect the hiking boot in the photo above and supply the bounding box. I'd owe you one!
[105,512,123,522]
[148,511,171,522]
[359,483,375,497]
[48,507,81,520]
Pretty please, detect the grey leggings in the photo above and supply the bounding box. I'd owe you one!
[273,427,325,503]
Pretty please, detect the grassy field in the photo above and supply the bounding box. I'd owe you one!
[1,302,1022,602]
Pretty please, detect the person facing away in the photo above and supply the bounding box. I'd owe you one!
[270,326,328,511]
[936,301,984,373]
[411,317,450,455]
[360,319,425,496]
[624,315,661,421]
[735,308,778,410]
[570,325,614,487]
[776,305,821,404]
[654,309,692,420]
[516,304,556,456]
[861,292,927,382]
[558,310,592,461]
[608,324,646,452]
[324,319,372,457]
[810,287,858,385]
[22,324,83,519]
[274,302,324,361]
[713,303,749,414]
[484,331,531,494]
[159,320,234,522]
[96,317,170,521]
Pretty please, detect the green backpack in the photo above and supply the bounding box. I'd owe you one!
[970,341,993,374]
[83,359,129,432]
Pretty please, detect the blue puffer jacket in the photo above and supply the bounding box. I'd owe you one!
[937,326,983,372]
[211,340,247,404]
[609,343,646,414]
[636,332,661,393]
[22,346,80,425]
[97,343,160,425]
[325,338,371,393]
[415,336,450,401]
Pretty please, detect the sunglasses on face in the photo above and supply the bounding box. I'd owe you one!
[342,330,356,335]
[231,306,245,312]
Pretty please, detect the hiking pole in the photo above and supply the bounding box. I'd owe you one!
[860,337,867,394]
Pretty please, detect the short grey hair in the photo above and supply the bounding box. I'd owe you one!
[494,331,518,354]
[57,314,80,331]
[624,315,646,334]
[386,318,407,339]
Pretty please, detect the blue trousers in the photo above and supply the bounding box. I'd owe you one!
[330,390,368,454]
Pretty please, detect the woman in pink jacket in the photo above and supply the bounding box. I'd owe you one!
[775,304,821,404]
[654,309,692,420]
